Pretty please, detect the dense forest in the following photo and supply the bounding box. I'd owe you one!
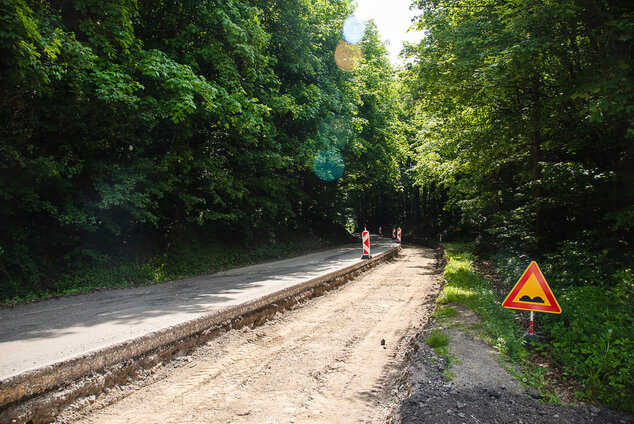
[405,0,633,411]
[1,0,409,293]
[1,0,632,412]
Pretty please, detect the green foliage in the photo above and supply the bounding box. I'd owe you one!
[504,362,560,404]
[426,330,450,356]
[0,0,407,296]
[543,277,634,411]
[433,305,457,319]
[491,247,634,412]
[406,2,633,411]
[406,0,633,256]
[1,228,343,304]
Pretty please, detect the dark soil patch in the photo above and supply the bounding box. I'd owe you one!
[390,305,633,424]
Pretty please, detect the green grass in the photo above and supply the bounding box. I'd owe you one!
[439,243,527,362]
[439,241,633,413]
[426,329,457,379]
[433,305,457,319]
[438,242,560,398]
[491,248,634,412]
[426,329,450,355]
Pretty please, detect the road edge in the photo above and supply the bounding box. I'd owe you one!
[0,245,401,424]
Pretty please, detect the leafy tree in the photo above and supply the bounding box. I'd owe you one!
[0,0,408,295]
[339,21,407,230]
[407,0,633,259]
[404,0,633,410]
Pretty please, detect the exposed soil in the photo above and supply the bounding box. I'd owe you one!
[56,246,442,423]
[391,304,633,424]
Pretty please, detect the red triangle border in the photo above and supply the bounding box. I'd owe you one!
[502,262,561,313]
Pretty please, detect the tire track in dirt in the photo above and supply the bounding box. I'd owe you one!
[58,246,441,424]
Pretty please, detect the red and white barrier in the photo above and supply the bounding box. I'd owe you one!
[397,227,402,243]
[362,230,371,259]
[392,228,396,239]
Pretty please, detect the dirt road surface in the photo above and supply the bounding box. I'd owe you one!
[58,246,441,423]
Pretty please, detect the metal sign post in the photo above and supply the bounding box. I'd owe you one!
[530,310,534,335]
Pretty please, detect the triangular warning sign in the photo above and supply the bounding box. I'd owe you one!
[502,261,561,313]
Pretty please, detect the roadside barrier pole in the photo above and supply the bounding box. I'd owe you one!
[397,227,402,243]
[361,230,371,259]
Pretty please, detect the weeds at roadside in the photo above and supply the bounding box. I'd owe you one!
[442,368,456,380]
[439,242,634,412]
[491,248,633,412]
[426,330,450,356]
[438,243,561,399]
[426,328,459,380]
[439,244,526,362]
[433,305,457,319]
[464,323,485,338]
[1,233,346,305]
[502,360,561,404]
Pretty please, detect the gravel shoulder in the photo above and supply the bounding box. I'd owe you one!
[392,304,633,424]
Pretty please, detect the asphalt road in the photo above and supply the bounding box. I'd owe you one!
[0,235,398,380]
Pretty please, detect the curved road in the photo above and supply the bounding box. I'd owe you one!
[0,235,398,380]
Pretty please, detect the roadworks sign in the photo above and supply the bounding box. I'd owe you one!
[502,261,561,314]
[362,231,370,256]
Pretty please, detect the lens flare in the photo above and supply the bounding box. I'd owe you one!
[319,115,349,148]
[334,40,362,71]
[343,15,365,44]
[313,149,345,182]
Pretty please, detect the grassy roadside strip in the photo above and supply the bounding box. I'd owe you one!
[437,242,634,413]
[426,327,458,380]
[434,242,559,401]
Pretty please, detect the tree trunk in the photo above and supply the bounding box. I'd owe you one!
[531,77,544,249]
[532,132,543,246]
